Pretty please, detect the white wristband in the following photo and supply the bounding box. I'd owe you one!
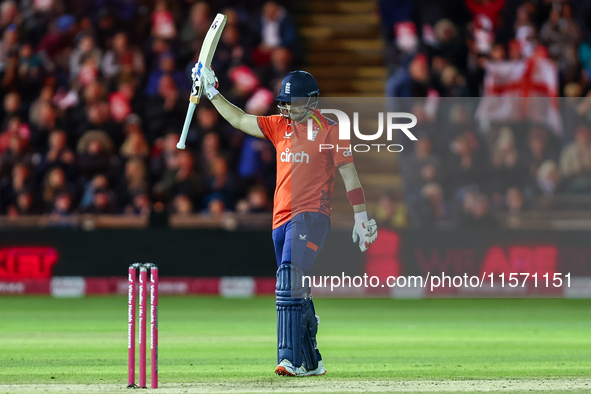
[354,211,368,223]
[205,86,219,100]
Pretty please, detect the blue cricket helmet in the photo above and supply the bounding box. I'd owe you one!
[276,70,320,102]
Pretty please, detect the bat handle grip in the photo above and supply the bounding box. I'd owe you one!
[177,101,197,150]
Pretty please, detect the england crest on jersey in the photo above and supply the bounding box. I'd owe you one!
[308,126,319,141]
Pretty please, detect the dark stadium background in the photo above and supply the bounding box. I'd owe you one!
[0,0,591,297]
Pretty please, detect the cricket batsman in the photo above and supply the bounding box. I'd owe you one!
[192,65,378,376]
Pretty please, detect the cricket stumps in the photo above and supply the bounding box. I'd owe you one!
[128,262,159,389]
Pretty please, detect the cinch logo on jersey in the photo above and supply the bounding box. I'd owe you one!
[307,110,418,153]
[280,148,310,163]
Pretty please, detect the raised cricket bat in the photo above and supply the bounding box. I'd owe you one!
[177,13,227,150]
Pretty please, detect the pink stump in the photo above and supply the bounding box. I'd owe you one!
[127,265,137,387]
[150,267,159,388]
[139,266,148,388]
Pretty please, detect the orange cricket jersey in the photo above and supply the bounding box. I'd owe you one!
[257,115,354,229]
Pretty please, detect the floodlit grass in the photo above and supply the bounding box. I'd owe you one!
[0,297,590,389]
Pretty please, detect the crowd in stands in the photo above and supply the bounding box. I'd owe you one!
[379,0,591,228]
[3,0,591,230]
[0,0,297,219]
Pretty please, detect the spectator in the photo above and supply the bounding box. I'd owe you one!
[205,155,236,209]
[74,17,96,45]
[179,2,211,59]
[574,94,591,126]
[36,14,76,70]
[69,35,102,81]
[36,129,76,180]
[144,38,171,77]
[0,1,19,32]
[237,130,275,192]
[211,24,242,81]
[432,102,472,154]
[47,192,75,227]
[0,116,30,153]
[386,53,430,97]
[3,163,35,210]
[29,102,59,152]
[78,52,101,87]
[257,46,292,92]
[171,193,193,214]
[95,9,118,48]
[536,160,564,197]
[522,127,556,193]
[153,150,204,207]
[504,187,526,214]
[83,187,118,214]
[42,167,75,212]
[235,88,275,189]
[0,135,33,177]
[439,65,469,97]
[236,184,272,214]
[145,52,190,97]
[490,43,506,61]
[253,1,297,66]
[194,105,228,148]
[443,133,486,200]
[559,125,591,193]
[514,3,537,58]
[433,19,466,71]
[540,6,581,83]
[0,23,19,71]
[78,101,122,145]
[76,130,116,184]
[507,39,523,61]
[125,193,151,216]
[375,192,408,228]
[2,51,19,92]
[579,33,591,78]
[120,158,149,208]
[401,137,441,200]
[29,85,55,126]
[2,91,22,128]
[489,127,526,194]
[80,174,110,212]
[144,74,185,143]
[101,32,145,80]
[200,131,224,173]
[205,198,227,218]
[123,114,144,138]
[66,81,103,132]
[151,0,177,41]
[459,192,497,227]
[150,131,179,183]
[120,129,149,161]
[416,182,448,228]
[560,125,591,178]
[109,81,134,124]
[7,191,40,217]
[226,64,261,109]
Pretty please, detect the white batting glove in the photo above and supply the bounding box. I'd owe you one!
[191,62,219,99]
[352,211,378,252]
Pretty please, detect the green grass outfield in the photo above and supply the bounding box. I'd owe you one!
[1,297,590,393]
